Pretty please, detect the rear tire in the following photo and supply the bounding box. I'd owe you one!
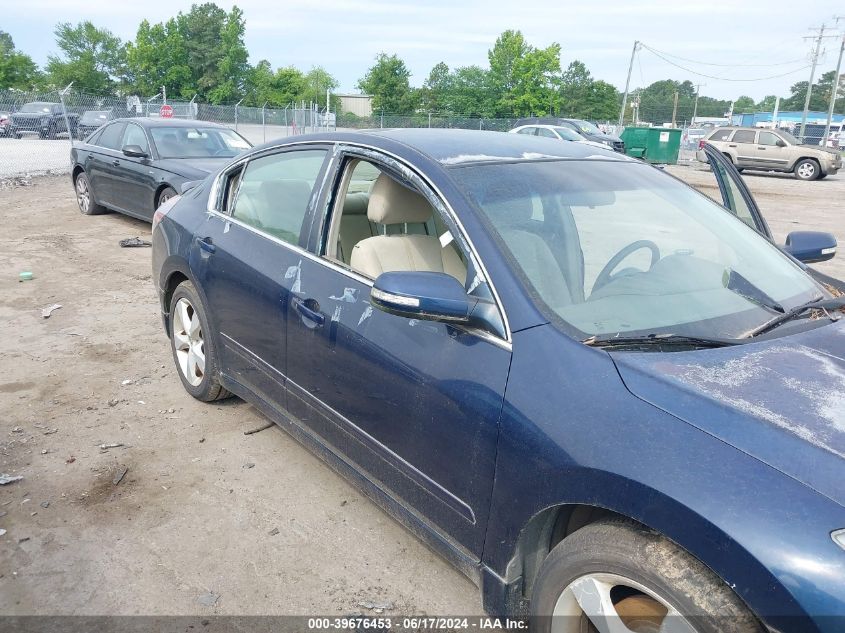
[74,172,108,215]
[169,281,231,402]
[794,158,820,181]
[530,520,762,633]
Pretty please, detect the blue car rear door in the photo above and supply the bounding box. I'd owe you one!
[284,150,512,557]
[192,146,331,408]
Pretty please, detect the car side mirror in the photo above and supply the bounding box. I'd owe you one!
[371,271,478,323]
[122,144,148,158]
[782,231,837,263]
[776,139,787,147]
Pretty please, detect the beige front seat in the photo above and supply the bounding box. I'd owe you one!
[337,192,376,263]
[350,174,466,284]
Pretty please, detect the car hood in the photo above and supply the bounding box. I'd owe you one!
[586,131,623,143]
[612,320,845,507]
[154,157,231,180]
[12,112,47,120]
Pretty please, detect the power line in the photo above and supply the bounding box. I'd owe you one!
[642,44,806,68]
[640,44,812,82]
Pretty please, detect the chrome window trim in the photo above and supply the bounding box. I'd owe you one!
[206,138,513,346]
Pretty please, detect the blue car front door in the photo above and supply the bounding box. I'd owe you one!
[284,155,512,557]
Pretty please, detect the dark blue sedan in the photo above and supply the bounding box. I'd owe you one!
[151,129,845,632]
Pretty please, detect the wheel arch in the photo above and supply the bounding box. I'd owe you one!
[496,482,805,629]
[792,156,821,170]
[155,182,177,208]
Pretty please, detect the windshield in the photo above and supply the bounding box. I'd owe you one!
[150,126,252,159]
[778,130,801,145]
[452,160,824,341]
[20,103,53,114]
[554,127,584,141]
[81,111,110,124]
[569,119,601,134]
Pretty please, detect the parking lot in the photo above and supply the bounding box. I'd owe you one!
[0,165,843,616]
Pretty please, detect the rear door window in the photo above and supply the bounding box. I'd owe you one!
[231,149,328,245]
[732,130,757,144]
[95,122,127,150]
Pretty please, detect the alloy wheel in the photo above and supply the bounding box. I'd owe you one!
[552,572,698,633]
[159,191,174,207]
[76,177,90,213]
[796,162,816,179]
[172,297,205,387]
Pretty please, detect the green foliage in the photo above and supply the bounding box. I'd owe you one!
[46,21,126,93]
[357,53,417,114]
[125,3,249,103]
[0,31,42,90]
[733,95,756,112]
[487,30,561,116]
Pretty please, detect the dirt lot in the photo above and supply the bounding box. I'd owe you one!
[1,167,844,617]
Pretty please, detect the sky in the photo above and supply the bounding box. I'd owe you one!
[5,0,845,101]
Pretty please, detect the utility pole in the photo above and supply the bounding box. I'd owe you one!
[618,40,640,126]
[671,91,679,128]
[691,84,705,125]
[800,24,836,140]
[162,85,166,105]
[824,17,845,147]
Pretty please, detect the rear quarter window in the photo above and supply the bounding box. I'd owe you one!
[708,129,733,142]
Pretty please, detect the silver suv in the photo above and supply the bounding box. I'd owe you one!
[696,126,841,181]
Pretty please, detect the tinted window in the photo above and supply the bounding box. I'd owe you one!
[732,130,757,144]
[150,126,251,159]
[758,132,782,146]
[96,122,127,150]
[537,127,557,139]
[516,127,536,135]
[231,150,327,245]
[122,124,149,154]
[709,129,733,142]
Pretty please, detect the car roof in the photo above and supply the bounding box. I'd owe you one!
[112,117,232,130]
[253,128,627,166]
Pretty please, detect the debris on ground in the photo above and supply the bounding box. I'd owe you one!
[12,427,23,433]
[242,463,255,469]
[112,466,128,486]
[107,399,119,407]
[0,528,6,536]
[66,456,76,464]
[99,443,124,450]
[268,527,279,536]
[121,379,133,386]
[119,237,152,248]
[357,600,395,612]
[243,422,273,435]
[41,303,62,318]
[18,271,33,282]
[0,474,23,485]
[43,428,58,435]
[197,592,219,607]
[40,501,49,508]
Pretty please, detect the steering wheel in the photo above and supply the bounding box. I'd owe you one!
[592,240,661,293]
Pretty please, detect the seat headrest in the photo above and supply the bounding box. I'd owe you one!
[478,180,534,226]
[367,173,432,225]
[343,192,369,215]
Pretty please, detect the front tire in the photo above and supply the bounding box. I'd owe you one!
[74,172,108,215]
[169,281,231,402]
[530,520,761,633]
[157,186,178,209]
[794,158,820,181]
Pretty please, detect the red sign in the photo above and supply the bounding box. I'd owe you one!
[159,104,174,118]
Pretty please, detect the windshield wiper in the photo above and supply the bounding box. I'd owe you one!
[745,297,845,338]
[583,333,740,349]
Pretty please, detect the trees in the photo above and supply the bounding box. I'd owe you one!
[733,95,756,112]
[0,31,42,90]
[126,4,249,103]
[358,53,416,114]
[45,21,126,93]
[303,66,339,109]
[487,30,561,117]
[419,62,451,113]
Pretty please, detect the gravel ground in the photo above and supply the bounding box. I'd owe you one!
[0,166,843,616]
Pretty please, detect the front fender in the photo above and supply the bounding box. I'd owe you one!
[482,324,845,631]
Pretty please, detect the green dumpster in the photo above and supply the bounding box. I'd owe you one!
[620,126,681,164]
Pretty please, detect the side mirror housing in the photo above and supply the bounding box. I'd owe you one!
[122,144,149,158]
[371,271,477,323]
[776,139,787,147]
[782,231,837,263]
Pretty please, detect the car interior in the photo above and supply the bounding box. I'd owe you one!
[327,160,467,285]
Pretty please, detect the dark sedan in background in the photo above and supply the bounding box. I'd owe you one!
[71,118,252,222]
[75,109,114,139]
[515,116,625,152]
